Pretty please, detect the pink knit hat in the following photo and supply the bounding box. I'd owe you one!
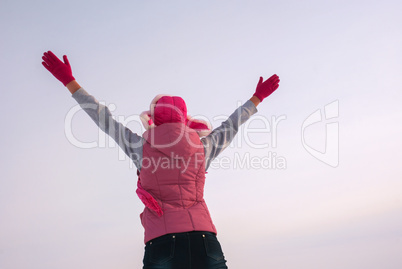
[140,94,212,137]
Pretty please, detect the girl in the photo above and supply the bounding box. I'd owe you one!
[42,50,280,269]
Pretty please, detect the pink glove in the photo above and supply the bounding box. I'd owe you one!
[253,74,280,102]
[42,51,75,86]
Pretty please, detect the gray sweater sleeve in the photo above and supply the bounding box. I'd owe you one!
[201,100,258,171]
[71,88,144,170]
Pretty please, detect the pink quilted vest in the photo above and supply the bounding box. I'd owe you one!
[138,122,217,244]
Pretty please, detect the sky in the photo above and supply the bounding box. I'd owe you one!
[0,0,402,268]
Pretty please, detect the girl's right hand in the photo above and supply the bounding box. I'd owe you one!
[253,74,280,102]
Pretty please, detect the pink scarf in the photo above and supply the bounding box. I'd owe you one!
[136,170,163,217]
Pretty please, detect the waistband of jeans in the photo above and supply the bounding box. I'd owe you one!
[146,231,217,245]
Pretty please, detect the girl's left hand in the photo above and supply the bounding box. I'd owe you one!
[42,50,75,86]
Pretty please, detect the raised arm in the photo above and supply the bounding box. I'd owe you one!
[70,86,144,169]
[201,74,280,171]
[42,51,144,169]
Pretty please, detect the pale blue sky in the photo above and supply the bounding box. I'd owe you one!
[1,0,401,268]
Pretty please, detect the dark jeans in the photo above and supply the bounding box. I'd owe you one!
[143,231,228,269]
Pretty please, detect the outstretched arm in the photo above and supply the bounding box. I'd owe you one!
[71,87,144,169]
[201,75,280,171]
[42,51,144,169]
[201,99,258,171]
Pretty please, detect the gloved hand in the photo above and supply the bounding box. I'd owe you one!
[253,74,280,102]
[42,51,75,86]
